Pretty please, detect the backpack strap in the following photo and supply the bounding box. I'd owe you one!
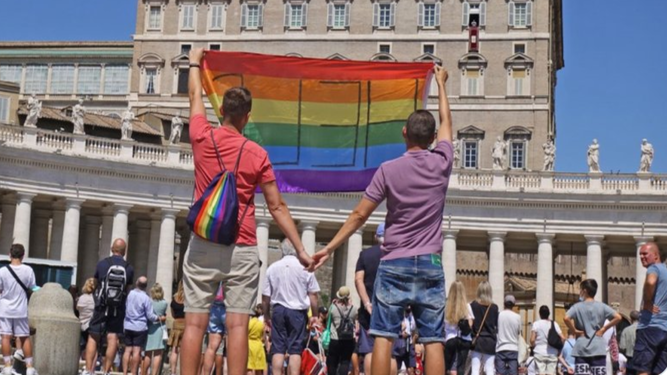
[210,129,226,172]
[5,265,30,297]
[233,139,249,175]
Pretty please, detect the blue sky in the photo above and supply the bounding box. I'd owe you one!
[1,0,665,173]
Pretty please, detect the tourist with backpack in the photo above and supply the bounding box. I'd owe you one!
[327,287,357,375]
[530,305,564,375]
[0,244,37,375]
[183,47,313,375]
[83,238,135,375]
[261,239,320,375]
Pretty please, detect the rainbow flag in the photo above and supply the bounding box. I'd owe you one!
[201,51,434,192]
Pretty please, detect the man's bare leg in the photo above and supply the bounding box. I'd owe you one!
[130,346,142,375]
[288,354,301,375]
[1,335,11,368]
[424,343,444,375]
[271,353,284,375]
[105,333,119,373]
[371,337,394,375]
[215,354,224,375]
[16,337,33,370]
[226,312,250,375]
[201,333,223,375]
[181,312,209,375]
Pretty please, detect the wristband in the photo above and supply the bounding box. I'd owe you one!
[189,63,201,68]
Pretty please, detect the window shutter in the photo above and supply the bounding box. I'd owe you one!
[345,3,351,26]
[373,3,379,27]
[508,1,515,26]
[284,3,290,27]
[435,2,441,26]
[462,1,469,27]
[241,3,247,27]
[418,2,424,27]
[302,3,308,27]
[390,2,396,27]
[480,1,486,26]
[526,1,533,26]
[258,3,264,27]
[327,3,334,27]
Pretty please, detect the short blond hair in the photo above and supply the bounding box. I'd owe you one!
[82,278,96,294]
[151,283,164,301]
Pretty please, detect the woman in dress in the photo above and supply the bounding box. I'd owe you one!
[141,283,168,375]
[247,305,266,375]
[169,280,186,375]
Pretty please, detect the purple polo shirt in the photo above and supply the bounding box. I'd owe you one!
[364,140,454,260]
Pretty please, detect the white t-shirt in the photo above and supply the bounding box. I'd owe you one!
[263,255,320,310]
[497,309,522,352]
[0,264,36,318]
[531,319,562,356]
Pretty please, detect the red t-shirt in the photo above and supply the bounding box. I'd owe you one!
[189,114,275,246]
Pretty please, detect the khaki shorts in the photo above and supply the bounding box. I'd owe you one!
[534,354,558,375]
[183,234,259,314]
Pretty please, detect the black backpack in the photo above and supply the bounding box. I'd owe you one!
[547,320,564,351]
[334,304,355,340]
[95,258,127,310]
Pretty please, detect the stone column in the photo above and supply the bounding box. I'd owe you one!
[146,214,161,284]
[585,235,604,302]
[29,210,51,259]
[536,233,556,312]
[79,216,102,286]
[12,193,36,254]
[60,198,85,264]
[256,218,271,303]
[98,205,114,260]
[111,204,132,247]
[133,220,151,278]
[488,232,507,307]
[156,209,178,302]
[0,195,17,254]
[443,230,458,294]
[299,220,319,255]
[344,228,364,305]
[48,205,65,260]
[635,236,654,310]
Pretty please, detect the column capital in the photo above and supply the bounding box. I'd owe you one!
[16,192,37,203]
[584,235,605,246]
[113,203,134,215]
[443,229,459,240]
[85,215,103,225]
[65,198,86,209]
[536,233,556,244]
[298,220,319,231]
[256,217,272,228]
[488,231,507,242]
[161,208,180,220]
[634,236,654,247]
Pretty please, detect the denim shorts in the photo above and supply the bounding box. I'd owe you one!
[369,254,445,343]
[208,303,227,335]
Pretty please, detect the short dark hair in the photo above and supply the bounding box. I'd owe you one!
[580,279,598,298]
[222,87,252,126]
[504,300,515,309]
[539,305,550,319]
[405,110,435,148]
[10,244,25,260]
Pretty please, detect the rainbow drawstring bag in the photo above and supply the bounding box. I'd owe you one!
[187,130,249,245]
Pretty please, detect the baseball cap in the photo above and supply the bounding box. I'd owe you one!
[504,294,516,304]
[376,223,385,237]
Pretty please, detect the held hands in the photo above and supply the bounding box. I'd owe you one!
[433,65,449,86]
[312,248,332,271]
[297,248,315,272]
[188,47,205,65]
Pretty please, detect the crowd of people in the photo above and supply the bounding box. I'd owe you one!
[1,48,667,375]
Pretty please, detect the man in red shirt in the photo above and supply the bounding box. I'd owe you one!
[181,48,314,375]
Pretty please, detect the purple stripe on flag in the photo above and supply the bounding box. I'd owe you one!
[273,169,378,193]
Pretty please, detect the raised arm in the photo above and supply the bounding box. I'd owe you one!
[434,65,452,143]
[188,48,207,118]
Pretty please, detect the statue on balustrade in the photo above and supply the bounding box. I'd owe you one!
[169,116,184,144]
[452,139,461,168]
[24,93,42,128]
[587,139,600,173]
[72,99,86,134]
[542,139,556,171]
[639,138,654,173]
[492,136,508,170]
[121,108,135,141]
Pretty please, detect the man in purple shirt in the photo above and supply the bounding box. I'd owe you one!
[313,65,453,375]
[123,276,165,375]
